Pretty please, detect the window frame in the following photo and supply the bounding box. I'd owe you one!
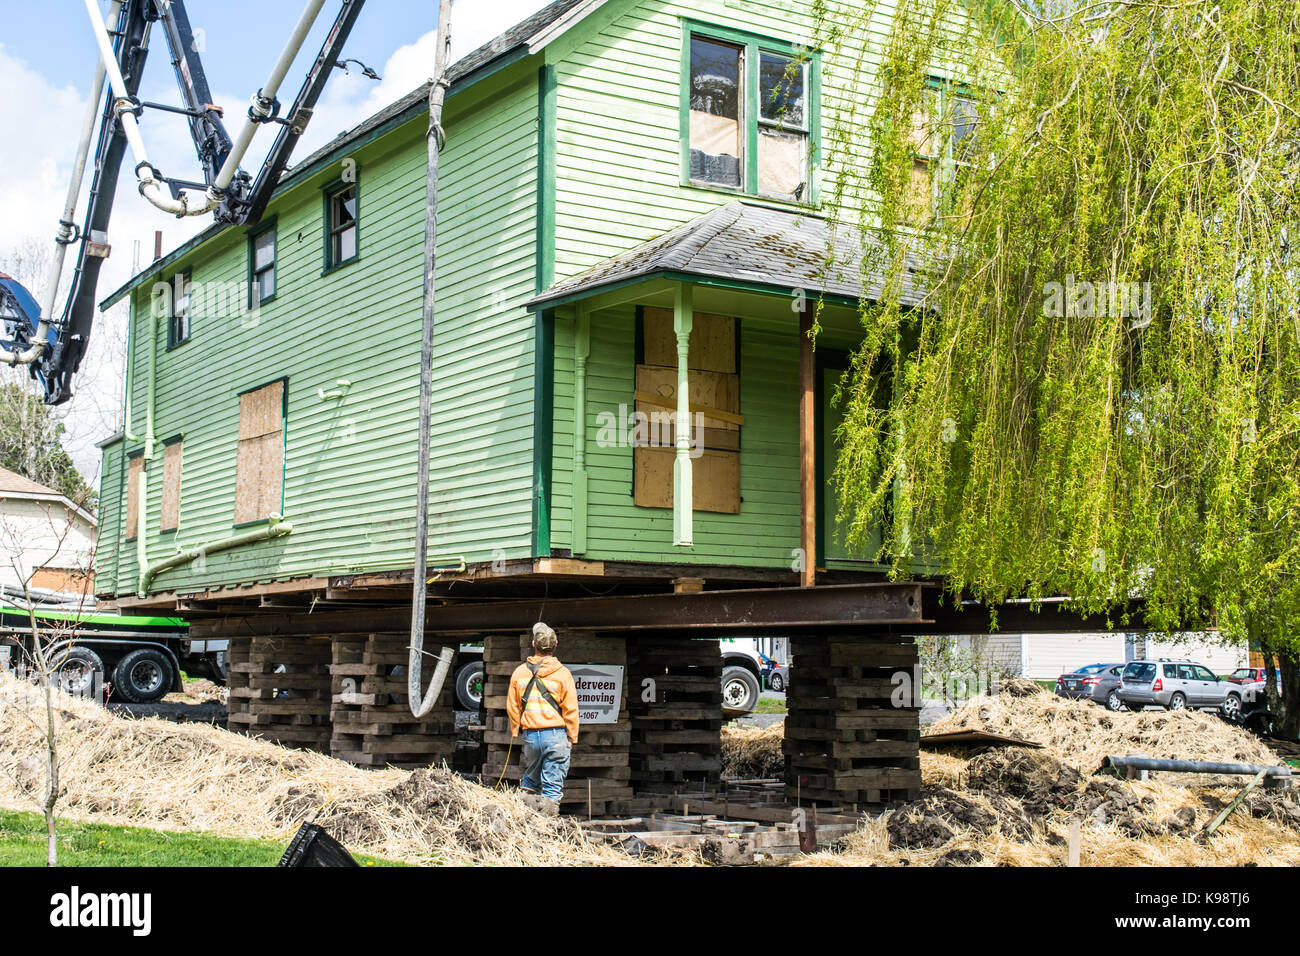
[679,21,820,204]
[247,218,278,308]
[322,179,360,274]
[914,76,987,218]
[166,269,192,350]
[233,377,288,528]
[159,434,184,534]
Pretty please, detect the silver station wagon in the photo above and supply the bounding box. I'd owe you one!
[1116,659,1244,719]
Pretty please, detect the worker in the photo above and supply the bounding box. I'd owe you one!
[506,622,579,814]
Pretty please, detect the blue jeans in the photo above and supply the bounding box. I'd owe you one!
[520,727,571,802]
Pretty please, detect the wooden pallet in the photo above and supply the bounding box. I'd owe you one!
[226,635,332,752]
[628,637,723,795]
[783,636,922,809]
[481,632,633,816]
[582,813,803,864]
[329,632,457,769]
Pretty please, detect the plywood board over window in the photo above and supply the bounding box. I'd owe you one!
[160,440,183,532]
[125,454,143,539]
[634,311,741,513]
[234,380,285,525]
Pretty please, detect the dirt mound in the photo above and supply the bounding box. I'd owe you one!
[0,672,636,866]
[799,687,1300,867]
[927,687,1279,770]
[721,721,784,778]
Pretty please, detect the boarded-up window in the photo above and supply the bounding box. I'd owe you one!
[234,381,285,525]
[125,454,143,539]
[160,440,183,532]
[633,310,742,514]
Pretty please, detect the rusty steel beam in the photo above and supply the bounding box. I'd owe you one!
[915,591,1148,635]
[189,582,926,638]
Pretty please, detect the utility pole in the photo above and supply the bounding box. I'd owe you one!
[409,0,456,717]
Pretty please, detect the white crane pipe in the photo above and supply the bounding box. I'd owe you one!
[1,0,121,367]
[83,0,216,217]
[211,0,328,195]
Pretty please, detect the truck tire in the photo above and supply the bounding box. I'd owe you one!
[210,650,229,686]
[722,666,761,713]
[455,661,484,710]
[54,646,104,697]
[112,648,174,703]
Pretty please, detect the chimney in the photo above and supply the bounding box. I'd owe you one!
[154,230,163,262]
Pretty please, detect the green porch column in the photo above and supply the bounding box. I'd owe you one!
[673,284,693,547]
[573,304,590,554]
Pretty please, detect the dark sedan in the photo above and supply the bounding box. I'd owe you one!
[1056,662,1127,710]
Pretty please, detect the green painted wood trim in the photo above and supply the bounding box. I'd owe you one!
[536,63,557,294]
[532,270,861,312]
[532,308,555,556]
[572,305,590,554]
[672,283,694,547]
[165,268,191,351]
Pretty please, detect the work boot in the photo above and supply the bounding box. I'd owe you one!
[519,792,548,813]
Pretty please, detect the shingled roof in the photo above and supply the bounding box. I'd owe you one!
[0,465,56,497]
[529,202,925,308]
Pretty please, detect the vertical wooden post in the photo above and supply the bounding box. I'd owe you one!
[573,305,590,554]
[673,284,694,547]
[798,311,816,586]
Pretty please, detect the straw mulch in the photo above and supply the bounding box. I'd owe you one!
[799,679,1300,866]
[721,721,786,778]
[0,672,647,866]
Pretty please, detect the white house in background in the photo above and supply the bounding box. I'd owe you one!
[0,466,97,595]
[965,631,1246,680]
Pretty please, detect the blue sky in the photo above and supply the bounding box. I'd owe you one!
[0,0,551,472]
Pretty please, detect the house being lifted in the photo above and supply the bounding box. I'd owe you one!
[93,0,1023,814]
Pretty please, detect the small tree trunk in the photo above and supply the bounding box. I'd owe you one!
[43,673,59,867]
[1277,652,1300,742]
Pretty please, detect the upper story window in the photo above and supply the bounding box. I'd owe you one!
[168,271,191,348]
[911,78,983,220]
[684,25,817,203]
[324,181,359,272]
[249,223,277,305]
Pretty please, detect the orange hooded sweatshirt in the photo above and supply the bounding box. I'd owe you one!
[506,655,580,745]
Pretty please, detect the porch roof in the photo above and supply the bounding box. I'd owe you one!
[528,201,925,310]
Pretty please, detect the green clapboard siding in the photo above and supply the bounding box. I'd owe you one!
[97,66,541,596]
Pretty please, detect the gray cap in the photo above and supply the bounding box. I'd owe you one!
[532,621,557,650]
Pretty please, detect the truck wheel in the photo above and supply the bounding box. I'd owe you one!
[1221,693,1242,722]
[722,666,761,713]
[54,647,104,697]
[455,661,484,710]
[112,648,174,703]
[209,650,229,686]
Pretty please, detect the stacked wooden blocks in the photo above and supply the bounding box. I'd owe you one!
[628,637,723,796]
[226,635,332,752]
[328,632,457,768]
[783,636,922,809]
[481,632,633,816]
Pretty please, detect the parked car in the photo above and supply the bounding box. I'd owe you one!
[1228,667,1266,684]
[1055,662,1126,710]
[767,662,789,693]
[1116,659,1244,719]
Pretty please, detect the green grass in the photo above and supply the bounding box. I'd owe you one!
[754,696,788,714]
[0,810,405,867]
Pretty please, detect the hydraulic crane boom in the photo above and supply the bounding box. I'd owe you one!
[0,0,368,405]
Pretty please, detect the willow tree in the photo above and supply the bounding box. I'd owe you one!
[817,0,1300,735]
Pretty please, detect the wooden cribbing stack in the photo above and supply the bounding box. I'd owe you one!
[481,632,633,816]
[226,635,332,752]
[783,636,922,810]
[328,632,457,768]
[628,637,723,795]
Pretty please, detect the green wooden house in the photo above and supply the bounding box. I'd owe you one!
[94,0,973,606]
[89,0,986,806]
